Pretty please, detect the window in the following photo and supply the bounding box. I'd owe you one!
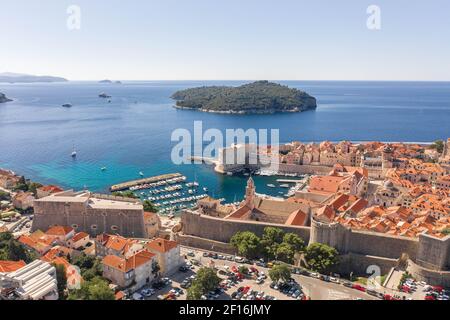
[91,224,98,231]
[72,224,79,230]
[111,225,119,231]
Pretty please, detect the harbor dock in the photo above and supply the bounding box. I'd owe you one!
[110,173,183,192]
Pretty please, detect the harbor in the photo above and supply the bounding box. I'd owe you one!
[110,173,212,215]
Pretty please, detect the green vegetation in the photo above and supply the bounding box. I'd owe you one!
[187,267,221,300]
[230,228,305,264]
[112,190,138,199]
[0,190,11,201]
[230,231,262,259]
[442,228,450,236]
[268,263,291,283]
[143,200,158,213]
[172,81,317,114]
[70,254,103,281]
[398,272,415,290]
[10,176,42,197]
[0,232,38,263]
[231,228,306,264]
[430,140,445,154]
[67,276,115,300]
[304,243,339,274]
[54,264,68,300]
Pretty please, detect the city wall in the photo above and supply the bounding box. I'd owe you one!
[181,211,311,244]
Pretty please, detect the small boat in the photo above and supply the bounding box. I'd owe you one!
[99,92,111,98]
[139,172,144,177]
[267,184,276,188]
[203,187,208,192]
[71,145,77,158]
[101,167,107,171]
[62,103,72,108]
[280,184,291,188]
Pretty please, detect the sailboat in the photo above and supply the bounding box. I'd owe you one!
[139,171,144,177]
[71,145,77,158]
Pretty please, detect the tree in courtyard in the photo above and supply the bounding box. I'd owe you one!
[67,277,115,300]
[268,263,291,283]
[238,265,249,275]
[54,264,68,300]
[230,231,261,259]
[143,200,158,213]
[8,238,36,263]
[304,243,339,274]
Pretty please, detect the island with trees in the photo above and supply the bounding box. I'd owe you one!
[171,81,317,114]
[0,92,12,103]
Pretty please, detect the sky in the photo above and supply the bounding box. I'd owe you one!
[0,0,449,81]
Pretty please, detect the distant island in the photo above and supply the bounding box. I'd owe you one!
[99,79,122,84]
[171,81,317,114]
[0,92,12,103]
[0,72,68,83]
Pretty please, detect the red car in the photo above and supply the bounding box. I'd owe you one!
[432,286,444,293]
[425,295,436,301]
[231,266,238,273]
[402,286,411,293]
[352,284,366,292]
[250,267,259,274]
[242,286,251,294]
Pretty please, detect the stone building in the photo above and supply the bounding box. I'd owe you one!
[32,191,147,238]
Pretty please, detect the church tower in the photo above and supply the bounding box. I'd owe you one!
[245,177,256,210]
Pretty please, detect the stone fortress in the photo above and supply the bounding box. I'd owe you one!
[32,190,147,238]
[178,139,450,286]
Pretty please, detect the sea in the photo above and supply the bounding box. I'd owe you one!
[0,81,449,203]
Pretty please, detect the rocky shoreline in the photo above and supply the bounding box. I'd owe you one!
[0,92,12,103]
[173,105,311,114]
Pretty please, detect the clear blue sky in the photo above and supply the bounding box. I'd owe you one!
[1,0,449,81]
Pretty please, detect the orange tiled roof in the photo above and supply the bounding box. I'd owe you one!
[46,226,74,237]
[0,260,26,273]
[146,238,178,253]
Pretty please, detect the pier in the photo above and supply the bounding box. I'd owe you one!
[276,179,304,184]
[110,173,183,192]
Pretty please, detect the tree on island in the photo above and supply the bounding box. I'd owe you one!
[269,263,291,283]
[304,243,339,274]
[186,267,221,300]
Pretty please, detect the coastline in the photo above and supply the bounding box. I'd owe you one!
[173,105,311,115]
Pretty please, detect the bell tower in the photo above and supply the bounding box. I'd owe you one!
[245,177,256,209]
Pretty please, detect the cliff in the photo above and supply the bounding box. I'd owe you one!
[171,81,317,114]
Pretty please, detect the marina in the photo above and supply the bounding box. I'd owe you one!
[110,173,183,192]
[110,173,211,215]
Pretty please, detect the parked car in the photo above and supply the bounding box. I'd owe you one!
[132,293,144,300]
[352,284,366,292]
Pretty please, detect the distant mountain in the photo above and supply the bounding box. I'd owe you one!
[0,72,68,83]
[99,79,122,84]
[0,92,12,103]
[171,81,317,114]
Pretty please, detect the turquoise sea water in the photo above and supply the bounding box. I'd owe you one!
[0,81,449,202]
